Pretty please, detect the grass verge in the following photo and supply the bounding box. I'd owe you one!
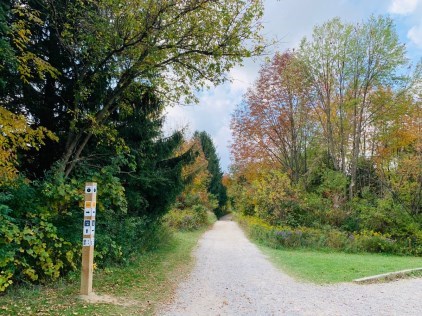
[260,245,422,284]
[0,229,205,315]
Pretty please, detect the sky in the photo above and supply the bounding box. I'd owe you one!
[163,0,422,172]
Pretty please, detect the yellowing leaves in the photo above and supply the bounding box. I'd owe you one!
[9,4,60,82]
[0,107,58,184]
[0,210,78,292]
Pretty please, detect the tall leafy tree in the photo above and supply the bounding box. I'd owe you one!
[195,131,227,215]
[231,52,312,182]
[227,15,421,258]
[298,16,408,197]
[1,0,265,178]
[368,87,421,215]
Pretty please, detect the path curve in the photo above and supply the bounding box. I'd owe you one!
[159,218,422,315]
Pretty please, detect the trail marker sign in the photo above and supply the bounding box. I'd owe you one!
[80,182,97,295]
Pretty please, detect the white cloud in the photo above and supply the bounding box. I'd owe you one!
[408,23,422,47]
[388,0,419,15]
[163,81,244,171]
[163,105,192,135]
[229,67,254,93]
[213,125,233,172]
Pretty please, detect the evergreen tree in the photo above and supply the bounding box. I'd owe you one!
[117,88,196,220]
[194,131,227,216]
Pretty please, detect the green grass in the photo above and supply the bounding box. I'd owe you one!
[260,245,422,284]
[0,230,205,315]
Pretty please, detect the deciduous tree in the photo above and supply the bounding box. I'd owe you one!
[298,16,407,197]
[231,52,312,182]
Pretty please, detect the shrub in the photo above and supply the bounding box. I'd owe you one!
[353,231,397,253]
[0,168,170,291]
[0,180,78,292]
[242,169,306,227]
[164,205,209,231]
[237,214,421,256]
[355,196,415,238]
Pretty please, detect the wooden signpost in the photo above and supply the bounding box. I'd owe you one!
[80,182,97,295]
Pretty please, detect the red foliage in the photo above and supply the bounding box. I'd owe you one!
[230,52,311,180]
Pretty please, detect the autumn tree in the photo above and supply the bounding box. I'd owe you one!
[0,1,58,88]
[231,52,312,182]
[368,86,422,215]
[175,137,218,213]
[298,16,408,197]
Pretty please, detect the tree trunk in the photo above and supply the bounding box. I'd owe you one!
[349,93,367,199]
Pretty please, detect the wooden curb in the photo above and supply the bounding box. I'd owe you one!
[353,267,422,284]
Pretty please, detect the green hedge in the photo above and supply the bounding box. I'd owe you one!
[237,215,422,256]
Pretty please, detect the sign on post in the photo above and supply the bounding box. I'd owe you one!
[80,182,97,295]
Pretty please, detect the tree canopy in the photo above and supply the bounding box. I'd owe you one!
[1,0,265,177]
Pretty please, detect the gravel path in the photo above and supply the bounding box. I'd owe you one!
[159,218,422,316]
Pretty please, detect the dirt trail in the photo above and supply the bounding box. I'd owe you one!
[159,217,422,315]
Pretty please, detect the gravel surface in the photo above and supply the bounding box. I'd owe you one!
[159,217,422,316]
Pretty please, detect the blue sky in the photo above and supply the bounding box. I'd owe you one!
[164,0,422,172]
